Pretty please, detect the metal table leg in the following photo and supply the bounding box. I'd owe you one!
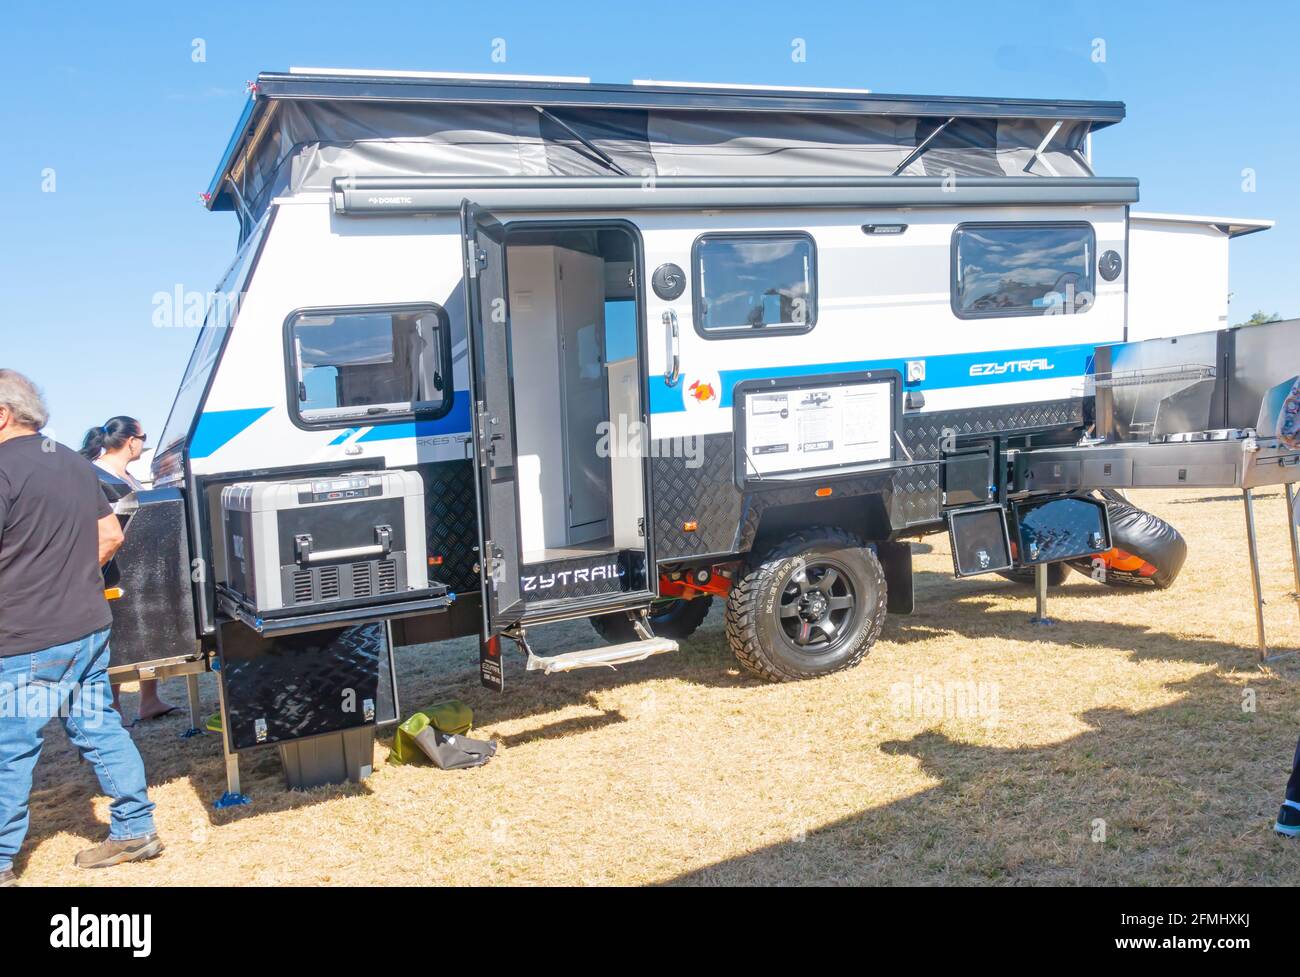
[1243,488,1268,662]
[180,671,203,738]
[1286,483,1300,623]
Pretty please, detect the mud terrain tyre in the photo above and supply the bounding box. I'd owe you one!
[725,527,887,682]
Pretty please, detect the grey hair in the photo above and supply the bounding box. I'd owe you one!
[0,369,50,430]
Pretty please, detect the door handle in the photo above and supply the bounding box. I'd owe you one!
[663,309,680,387]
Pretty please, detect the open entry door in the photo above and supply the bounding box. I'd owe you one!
[463,204,657,644]
[462,201,525,634]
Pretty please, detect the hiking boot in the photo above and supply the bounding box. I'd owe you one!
[0,868,15,887]
[74,833,165,869]
[1275,804,1300,838]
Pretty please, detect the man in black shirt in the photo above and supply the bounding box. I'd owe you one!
[0,370,163,886]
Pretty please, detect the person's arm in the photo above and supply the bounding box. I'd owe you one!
[0,474,9,552]
[97,513,123,566]
[91,462,123,567]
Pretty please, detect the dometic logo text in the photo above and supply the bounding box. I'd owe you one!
[969,358,1055,377]
[365,195,414,206]
[522,564,624,592]
[50,907,152,958]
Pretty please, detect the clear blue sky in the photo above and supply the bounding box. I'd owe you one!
[1,0,1295,448]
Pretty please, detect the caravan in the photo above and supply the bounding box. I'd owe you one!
[103,69,1300,796]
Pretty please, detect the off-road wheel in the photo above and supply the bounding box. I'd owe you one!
[725,527,887,682]
[589,596,715,644]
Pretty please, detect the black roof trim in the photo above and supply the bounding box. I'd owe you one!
[256,71,1127,124]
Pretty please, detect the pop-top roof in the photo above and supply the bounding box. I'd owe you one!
[205,68,1129,224]
[1129,211,1275,239]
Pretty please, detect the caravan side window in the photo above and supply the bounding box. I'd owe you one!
[952,222,1095,318]
[285,304,452,428]
[691,232,817,337]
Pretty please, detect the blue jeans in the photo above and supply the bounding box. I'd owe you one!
[0,627,156,872]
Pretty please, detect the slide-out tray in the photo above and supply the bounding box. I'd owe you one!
[216,583,451,637]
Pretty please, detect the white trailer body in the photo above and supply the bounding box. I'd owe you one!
[99,70,1296,797]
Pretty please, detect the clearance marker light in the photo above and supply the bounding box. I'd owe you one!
[682,521,698,532]
[815,487,833,497]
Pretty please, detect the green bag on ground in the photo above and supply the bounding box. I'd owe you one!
[390,701,474,765]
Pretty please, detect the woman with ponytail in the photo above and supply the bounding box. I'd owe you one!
[79,416,148,489]
[80,415,177,722]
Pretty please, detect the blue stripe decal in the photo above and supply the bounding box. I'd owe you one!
[190,407,272,458]
[648,342,1098,414]
[355,395,473,442]
[328,428,358,446]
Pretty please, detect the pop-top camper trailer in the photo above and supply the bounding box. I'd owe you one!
[103,69,1300,800]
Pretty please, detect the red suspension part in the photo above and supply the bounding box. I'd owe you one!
[659,564,736,599]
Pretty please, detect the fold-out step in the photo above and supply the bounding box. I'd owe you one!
[524,636,678,674]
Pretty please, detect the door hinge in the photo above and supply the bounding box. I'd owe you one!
[474,247,489,271]
[638,516,646,538]
[478,540,503,579]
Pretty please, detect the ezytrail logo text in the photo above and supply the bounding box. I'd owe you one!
[969,357,1055,378]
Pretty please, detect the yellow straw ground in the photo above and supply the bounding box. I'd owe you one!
[15,488,1300,885]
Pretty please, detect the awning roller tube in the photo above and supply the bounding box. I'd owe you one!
[332,175,1140,215]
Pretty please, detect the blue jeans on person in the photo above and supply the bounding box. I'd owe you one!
[0,627,156,872]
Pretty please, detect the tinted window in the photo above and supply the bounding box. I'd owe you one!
[694,233,816,335]
[953,223,1094,317]
[288,306,450,425]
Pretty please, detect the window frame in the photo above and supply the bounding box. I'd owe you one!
[282,301,454,432]
[690,230,819,339]
[950,220,1097,321]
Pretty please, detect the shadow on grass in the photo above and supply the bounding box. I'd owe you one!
[668,665,1300,885]
[493,703,629,748]
[1166,491,1283,505]
[886,570,1299,667]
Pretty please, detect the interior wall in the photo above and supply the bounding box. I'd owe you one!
[555,248,612,544]
[507,233,645,560]
[506,245,568,553]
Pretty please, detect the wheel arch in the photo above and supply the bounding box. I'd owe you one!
[746,495,893,557]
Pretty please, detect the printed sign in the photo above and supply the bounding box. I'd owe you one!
[742,379,893,477]
[479,635,504,692]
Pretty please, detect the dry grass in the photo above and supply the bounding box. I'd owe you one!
[14,489,1300,886]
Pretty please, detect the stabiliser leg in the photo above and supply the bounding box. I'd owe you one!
[1242,488,1269,663]
[181,671,203,739]
[212,659,250,809]
[1031,562,1053,626]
